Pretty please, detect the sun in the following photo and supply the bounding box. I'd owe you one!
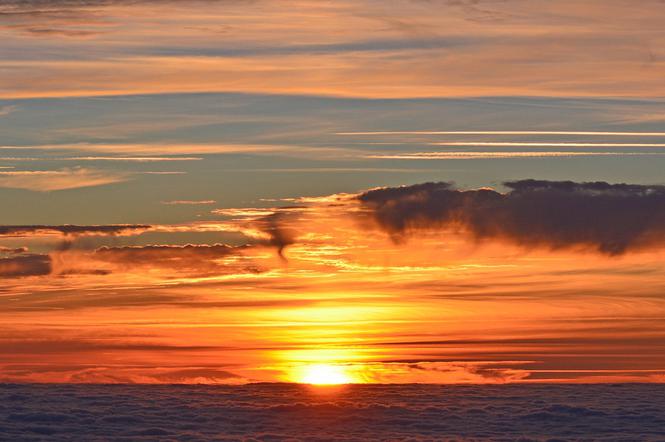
[300,364,353,385]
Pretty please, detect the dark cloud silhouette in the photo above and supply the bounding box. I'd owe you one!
[0,243,255,278]
[0,224,151,237]
[0,254,51,277]
[254,212,298,261]
[357,180,665,255]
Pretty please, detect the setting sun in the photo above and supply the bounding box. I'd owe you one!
[300,364,353,385]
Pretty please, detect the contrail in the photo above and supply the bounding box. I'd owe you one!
[430,142,665,147]
[366,152,665,159]
[337,131,665,136]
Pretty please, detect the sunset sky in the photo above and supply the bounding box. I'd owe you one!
[1,0,665,385]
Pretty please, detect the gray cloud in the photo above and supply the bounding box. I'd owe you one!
[254,212,298,261]
[358,180,665,255]
[0,254,51,277]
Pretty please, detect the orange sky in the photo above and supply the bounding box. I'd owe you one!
[2,191,665,384]
[2,0,665,385]
[1,0,664,99]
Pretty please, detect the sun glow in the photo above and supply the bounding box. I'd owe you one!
[300,364,353,385]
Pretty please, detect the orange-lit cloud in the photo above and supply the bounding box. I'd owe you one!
[161,200,216,205]
[1,0,663,99]
[0,254,51,277]
[3,0,665,388]
[0,224,150,237]
[366,152,663,159]
[0,143,355,157]
[3,181,665,384]
[0,167,130,191]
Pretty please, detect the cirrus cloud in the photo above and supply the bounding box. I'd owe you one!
[0,167,129,191]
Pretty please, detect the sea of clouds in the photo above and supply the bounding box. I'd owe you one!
[1,383,664,441]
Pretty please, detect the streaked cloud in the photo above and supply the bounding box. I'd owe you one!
[3,178,665,383]
[431,142,665,148]
[366,152,665,160]
[0,167,129,191]
[1,0,665,386]
[338,131,665,137]
[162,200,216,205]
[0,143,355,157]
[0,246,28,254]
[1,0,664,99]
[0,224,150,237]
[0,105,16,116]
[0,156,203,162]
[0,254,51,277]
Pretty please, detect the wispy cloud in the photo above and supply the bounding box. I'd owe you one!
[0,167,129,191]
[337,131,665,137]
[1,1,664,99]
[431,142,665,148]
[0,156,203,162]
[0,105,16,117]
[367,152,665,159]
[0,254,51,277]
[162,200,216,205]
[0,224,150,237]
[0,143,354,158]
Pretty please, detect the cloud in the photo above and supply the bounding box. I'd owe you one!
[0,167,130,191]
[0,224,151,237]
[1,156,203,162]
[63,243,257,277]
[2,0,664,99]
[432,142,665,147]
[0,242,258,278]
[148,368,241,384]
[162,200,216,205]
[366,152,663,160]
[0,254,51,277]
[0,246,29,254]
[253,212,298,261]
[0,105,16,117]
[211,206,305,259]
[93,243,247,270]
[337,130,665,137]
[357,180,665,255]
[0,143,354,157]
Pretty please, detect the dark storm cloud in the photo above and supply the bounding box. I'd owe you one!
[0,254,51,277]
[358,180,665,255]
[0,224,151,237]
